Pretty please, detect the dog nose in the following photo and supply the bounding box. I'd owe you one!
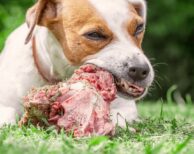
[128,64,150,81]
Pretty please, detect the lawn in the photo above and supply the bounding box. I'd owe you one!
[0,101,193,154]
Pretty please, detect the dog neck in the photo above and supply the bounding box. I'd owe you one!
[32,26,77,83]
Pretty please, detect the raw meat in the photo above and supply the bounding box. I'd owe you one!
[19,64,117,137]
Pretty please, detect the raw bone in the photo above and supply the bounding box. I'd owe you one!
[19,64,117,137]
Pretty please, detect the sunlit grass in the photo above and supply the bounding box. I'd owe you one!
[0,102,194,154]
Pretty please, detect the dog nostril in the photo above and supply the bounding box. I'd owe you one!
[142,70,148,76]
[131,68,136,73]
[128,67,137,80]
[129,68,136,74]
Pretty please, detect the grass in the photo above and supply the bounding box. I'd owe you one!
[0,101,194,154]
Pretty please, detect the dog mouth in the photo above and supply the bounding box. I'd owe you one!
[84,63,146,98]
[114,77,145,98]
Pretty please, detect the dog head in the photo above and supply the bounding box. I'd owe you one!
[26,0,154,100]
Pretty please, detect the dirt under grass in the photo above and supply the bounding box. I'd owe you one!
[0,102,194,154]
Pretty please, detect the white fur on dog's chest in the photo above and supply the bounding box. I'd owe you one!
[0,24,46,113]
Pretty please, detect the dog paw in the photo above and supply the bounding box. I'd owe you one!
[0,106,16,127]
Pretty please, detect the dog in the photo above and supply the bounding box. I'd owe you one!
[0,0,154,128]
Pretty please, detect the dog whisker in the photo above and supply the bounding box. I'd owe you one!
[153,62,168,68]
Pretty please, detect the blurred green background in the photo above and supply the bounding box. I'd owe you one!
[0,0,193,101]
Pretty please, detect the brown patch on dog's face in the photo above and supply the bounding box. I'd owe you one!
[37,0,113,65]
[26,0,145,65]
[126,4,145,49]
[57,0,113,65]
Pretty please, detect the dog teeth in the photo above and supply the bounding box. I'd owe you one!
[128,88,133,92]
[116,77,145,97]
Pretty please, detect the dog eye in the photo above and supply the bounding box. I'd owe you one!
[84,31,107,41]
[134,23,144,36]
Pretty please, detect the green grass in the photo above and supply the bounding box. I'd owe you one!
[0,102,194,154]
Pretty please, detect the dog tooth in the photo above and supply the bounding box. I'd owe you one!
[128,88,132,92]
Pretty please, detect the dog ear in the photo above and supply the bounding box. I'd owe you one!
[25,0,59,44]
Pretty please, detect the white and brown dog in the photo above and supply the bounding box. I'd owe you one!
[0,0,154,127]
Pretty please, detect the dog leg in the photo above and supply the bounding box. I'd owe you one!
[110,96,138,129]
[0,104,17,127]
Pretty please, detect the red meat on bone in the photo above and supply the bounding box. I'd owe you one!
[19,64,117,137]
